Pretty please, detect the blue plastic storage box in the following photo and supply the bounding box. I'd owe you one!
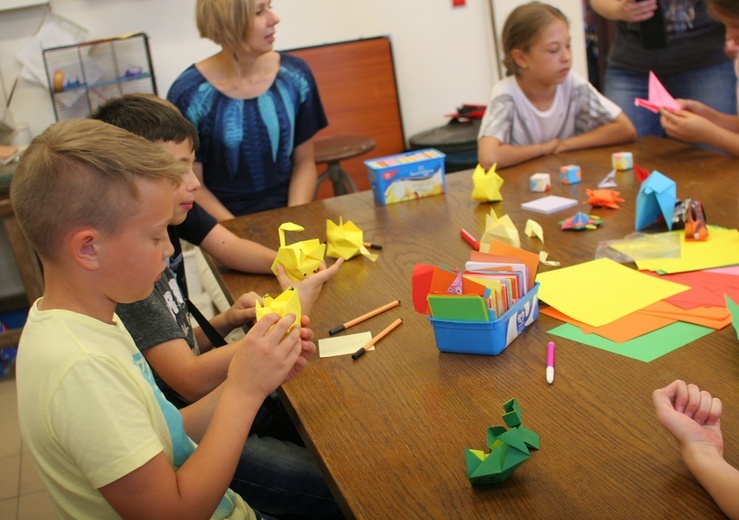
[428,283,539,355]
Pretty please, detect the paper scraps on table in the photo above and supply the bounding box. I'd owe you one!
[326,217,378,262]
[524,219,544,243]
[471,163,504,202]
[318,331,373,358]
[538,251,560,267]
[634,71,680,113]
[548,322,713,362]
[597,169,618,188]
[255,286,301,333]
[271,222,326,281]
[465,399,540,485]
[535,258,689,327]
[634,163,651,182]
[481,209,520,249]
[586,188,624,209]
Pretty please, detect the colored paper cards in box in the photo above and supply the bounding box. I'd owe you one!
[412,241,540,355]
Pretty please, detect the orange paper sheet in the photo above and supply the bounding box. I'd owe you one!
[640,301,731,330]
[540,306,676,343]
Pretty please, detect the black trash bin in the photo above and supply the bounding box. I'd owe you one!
[408,117,480,173]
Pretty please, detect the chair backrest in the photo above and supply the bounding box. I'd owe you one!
[286,36,406,197]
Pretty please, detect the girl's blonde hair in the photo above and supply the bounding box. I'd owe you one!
[501,1,568,76]
[196,0,255,53]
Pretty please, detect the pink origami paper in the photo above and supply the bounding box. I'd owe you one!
[634,71,680,113]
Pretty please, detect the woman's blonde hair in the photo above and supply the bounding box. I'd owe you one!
[196,0,255,53]
[501,1,568,76]
[10,119,187,260]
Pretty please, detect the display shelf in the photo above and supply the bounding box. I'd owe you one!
[42,32,156,121]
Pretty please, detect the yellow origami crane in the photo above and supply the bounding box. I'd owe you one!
[326,217,378,262]
[481,208,520,250]
[472,163,504,202]
[270,222,326,282]
[255,286,301,333]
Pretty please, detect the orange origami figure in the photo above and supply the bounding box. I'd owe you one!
[684,200,709,241]
[586,189,625,209]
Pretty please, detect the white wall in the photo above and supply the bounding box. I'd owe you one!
[0,0,585,298]
[0,0,585,142]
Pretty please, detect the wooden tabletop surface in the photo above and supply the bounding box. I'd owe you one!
[212,137,739,519]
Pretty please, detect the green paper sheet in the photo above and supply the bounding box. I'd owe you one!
[726,295,739,342]
[548,322,713,362]
[427,294,489,322]
[535,258,689,327]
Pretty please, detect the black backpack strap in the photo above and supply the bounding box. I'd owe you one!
[186,298,227,348]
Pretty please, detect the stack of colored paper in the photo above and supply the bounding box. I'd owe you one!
[536,258,739,362]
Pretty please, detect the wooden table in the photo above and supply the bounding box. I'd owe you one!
[212,137,739,519]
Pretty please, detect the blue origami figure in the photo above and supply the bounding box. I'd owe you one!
[559,164,581,185]
[635,170,676,231]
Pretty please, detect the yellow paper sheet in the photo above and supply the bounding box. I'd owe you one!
[635,227,739,274]
[318,332,373,358]
[535,258,689,327]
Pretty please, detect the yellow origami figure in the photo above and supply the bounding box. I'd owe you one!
[270,222,326,282]
[255,286,301,333]
[481,208,521,250]
[326,217,378,262]
[472,163,504,202]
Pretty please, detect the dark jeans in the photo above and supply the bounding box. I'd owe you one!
[233,393,345,519]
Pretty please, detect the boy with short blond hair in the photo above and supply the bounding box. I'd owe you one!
[91,94,343,518]
[13,118,306,519]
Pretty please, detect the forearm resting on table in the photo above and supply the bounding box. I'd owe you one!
[683,446,739,520]
[555,116,636,154]
[478,137,557,169]
[693,124,739,157]
[195,186,235,221]
[202,230,277,274]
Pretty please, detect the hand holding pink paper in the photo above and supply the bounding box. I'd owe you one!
[634,71,680,113]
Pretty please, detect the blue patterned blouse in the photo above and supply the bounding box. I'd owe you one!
[167,54,327,215]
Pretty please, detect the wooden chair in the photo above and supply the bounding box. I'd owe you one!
[286,37,405,200]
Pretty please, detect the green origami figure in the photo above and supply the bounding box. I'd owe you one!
[465,398,540,485]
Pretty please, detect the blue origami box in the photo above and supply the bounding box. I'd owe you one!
[559,164,581,185]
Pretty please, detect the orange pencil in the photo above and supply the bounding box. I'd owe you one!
[329,300,400,335]
[352,318,403,359]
